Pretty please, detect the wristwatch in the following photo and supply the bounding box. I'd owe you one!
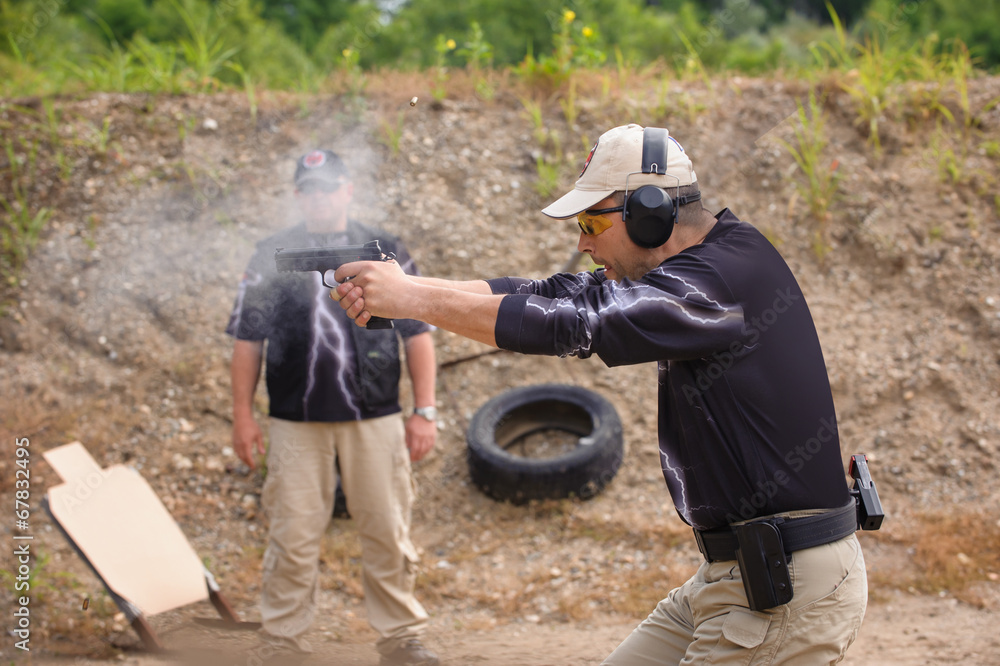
[413,406,437,422]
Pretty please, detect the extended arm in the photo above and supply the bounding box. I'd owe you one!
[335,255,746,364]
[333,262,504,347]
[403,284,504,347]
[411,275,495,294]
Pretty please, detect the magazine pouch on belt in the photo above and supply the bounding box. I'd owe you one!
[734,520,793,612]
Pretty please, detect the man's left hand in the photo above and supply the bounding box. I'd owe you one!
[405,413,436,462]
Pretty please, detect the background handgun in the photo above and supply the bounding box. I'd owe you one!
[849,454,885,531]
[274,239,395,329]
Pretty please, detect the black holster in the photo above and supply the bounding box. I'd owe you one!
[734,520,793,612]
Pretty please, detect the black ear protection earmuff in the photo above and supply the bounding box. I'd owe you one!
[623,127,701,249]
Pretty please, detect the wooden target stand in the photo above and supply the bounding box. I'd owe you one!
[42,442,260,652]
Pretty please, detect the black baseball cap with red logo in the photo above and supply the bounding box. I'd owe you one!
[294,150,349,187]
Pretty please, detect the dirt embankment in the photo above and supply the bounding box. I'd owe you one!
[1,73,999,664]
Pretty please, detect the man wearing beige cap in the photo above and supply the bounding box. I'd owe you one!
[330,125,868,663]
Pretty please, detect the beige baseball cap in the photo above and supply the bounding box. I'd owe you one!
[541,124,697,219]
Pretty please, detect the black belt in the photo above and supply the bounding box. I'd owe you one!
[693,501,857,563]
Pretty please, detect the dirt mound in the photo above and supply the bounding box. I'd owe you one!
[1,74,999,663]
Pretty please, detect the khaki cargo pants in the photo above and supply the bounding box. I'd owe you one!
[603,534,867,665]
[260,415,428,655]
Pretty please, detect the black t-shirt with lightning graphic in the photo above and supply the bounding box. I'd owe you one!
[488,209,850,530]
[226,221,430,423]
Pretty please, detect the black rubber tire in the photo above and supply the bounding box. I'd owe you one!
[466,384,624,504]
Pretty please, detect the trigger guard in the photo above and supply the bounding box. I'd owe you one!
[322,269,342,289]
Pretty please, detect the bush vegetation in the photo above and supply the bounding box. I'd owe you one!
[1,0,997,99]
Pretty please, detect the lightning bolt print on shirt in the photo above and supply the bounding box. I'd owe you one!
[225,221,431,423]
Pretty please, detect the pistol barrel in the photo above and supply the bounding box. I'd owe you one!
[274,239,383,273]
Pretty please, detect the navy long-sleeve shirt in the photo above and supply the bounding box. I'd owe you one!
[488,209,849,529]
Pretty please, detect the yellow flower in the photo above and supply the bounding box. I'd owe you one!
[342,48,353,58]
[446,39,457,50]
[582,26,594,38]
[563,9,576,23]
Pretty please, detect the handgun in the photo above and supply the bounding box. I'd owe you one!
[274,239,395,329]
[849,454,884,531]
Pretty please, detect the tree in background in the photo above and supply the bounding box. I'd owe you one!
[257,0,359,53]
[864,0,1000,67]
[698,0,872,25]
[2,0,997,97]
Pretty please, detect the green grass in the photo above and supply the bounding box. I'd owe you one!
[0,547,70,602]
[775,90,841,260]
[41,99,73,181]
[377,110,407,156]
[128,34,186,94]
[1,139,52,285]
[534,154,563,198]
[675,29,714,92]
[519,95,569,198]
[171,0,240,91]
[930,122,966,185]
[226,62,258,123]
[520,97,547,147]
[811,4,909,158]
[560,75,579,128]
[92,116,112,156]
[431,35,456,102]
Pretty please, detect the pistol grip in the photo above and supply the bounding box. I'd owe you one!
[366,316,393,330]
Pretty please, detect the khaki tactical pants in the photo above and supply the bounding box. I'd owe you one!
[260,415,428,655]
[603,534,867,665]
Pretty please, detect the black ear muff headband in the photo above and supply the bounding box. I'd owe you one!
[624,127,700,249]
